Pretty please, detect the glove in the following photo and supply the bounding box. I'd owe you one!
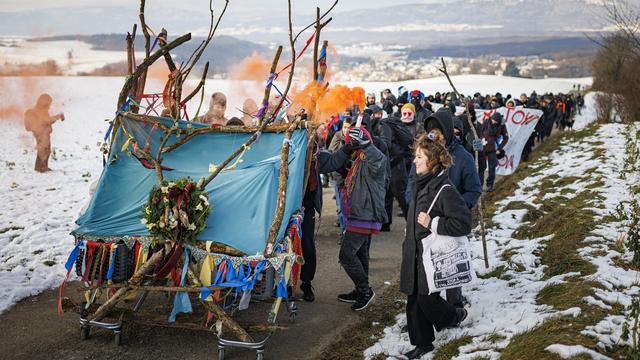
[472,138,484,152]
[342,141,359,155]
[348,127,371,147]
[496,149,506,159]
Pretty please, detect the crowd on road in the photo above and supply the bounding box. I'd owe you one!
[295,86,585,358]
[23,84,584,359]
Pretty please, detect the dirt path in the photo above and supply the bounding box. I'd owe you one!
[0,190,406,360]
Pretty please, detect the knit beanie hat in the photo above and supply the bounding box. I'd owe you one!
[401,103,416,114]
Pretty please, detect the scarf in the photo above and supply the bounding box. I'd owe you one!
[412,171,436,202]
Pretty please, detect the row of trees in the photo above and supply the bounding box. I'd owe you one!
[592,0,640,123]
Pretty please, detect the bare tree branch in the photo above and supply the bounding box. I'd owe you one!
[438,57,490,269]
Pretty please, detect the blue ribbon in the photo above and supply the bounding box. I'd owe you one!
[203,260,269,300]
[169,249,193,322]
[103,97,133,166]
[64,241,83,271]
[106,245,117,281]
[276,273,288,298]
[318,47,326,62]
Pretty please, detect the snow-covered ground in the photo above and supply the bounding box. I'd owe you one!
[0,37,145,75]
[364,93,640,359]
[0,75,592,314]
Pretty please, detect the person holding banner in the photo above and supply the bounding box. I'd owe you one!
[479,112,509,192]
[399,132,471,359]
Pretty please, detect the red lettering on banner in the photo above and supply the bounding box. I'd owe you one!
[511,110,526,125]
[481,110,495,123]
[498,154,515,169]
[524,113,540,125]
[504,108,514,124]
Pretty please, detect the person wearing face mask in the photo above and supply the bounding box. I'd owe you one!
[381,103,414,228]
[400,131,471,359]
[410,90,431,135]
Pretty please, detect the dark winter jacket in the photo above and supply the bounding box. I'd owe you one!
[382,116,414,166]
[317,144,388,224]
[482,116,509,153]
[405,111,482,209]
[399,170,472,295]
[448,139,482,209]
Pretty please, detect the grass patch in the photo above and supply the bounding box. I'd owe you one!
[536,281,602,310]
[590,147,606,160]
[432,335,473,360]
[501,302,623,360]
[477,265,512,281]
[560,188,577,195]
[612,256,640,271]
[486,332,507,343]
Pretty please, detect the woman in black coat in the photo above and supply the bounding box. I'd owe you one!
[399,132,473,359]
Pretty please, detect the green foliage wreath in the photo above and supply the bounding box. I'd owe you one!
[141,178,211,243]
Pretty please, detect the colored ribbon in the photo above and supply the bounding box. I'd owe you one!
[168,249,193,322]
[58,241,83,315]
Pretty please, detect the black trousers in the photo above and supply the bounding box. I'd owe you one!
[300,194,317,283]
[339,231,371,292]
[478,151,498,188]
[406,292,457,348]
[385,161,409,225]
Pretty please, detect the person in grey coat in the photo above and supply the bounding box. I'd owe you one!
[317,126,388,311]
[399,132,471,358]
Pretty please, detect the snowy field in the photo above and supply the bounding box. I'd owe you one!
[365,93,640,359]
[0,75,592,314]
[0,37,145,75]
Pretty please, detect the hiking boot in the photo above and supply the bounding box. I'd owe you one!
[380,223,391,232]
[444,307,468,329]
[337,289,358,303]
[403,345,434,359]
[486,185,494,192]
[351,288,375,311]
[300,282,315,302]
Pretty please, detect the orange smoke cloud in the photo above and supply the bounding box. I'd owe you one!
[228,52,271,81]
[291,82,367,123]
[0,77,50,124]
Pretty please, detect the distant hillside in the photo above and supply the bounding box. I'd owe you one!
[408,37,598,59]
[31,34,269,73]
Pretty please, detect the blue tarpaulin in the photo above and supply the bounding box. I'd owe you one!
[74,116,308,255]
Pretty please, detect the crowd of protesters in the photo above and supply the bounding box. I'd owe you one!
[192,86,583,358]
[310,86,582,358]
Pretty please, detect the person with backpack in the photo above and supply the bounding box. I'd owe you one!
[400,131,471,359]
[24,93,65,173]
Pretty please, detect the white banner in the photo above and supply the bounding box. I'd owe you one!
[475,107,543,176]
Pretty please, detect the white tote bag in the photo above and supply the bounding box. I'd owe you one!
[420,184,476,294]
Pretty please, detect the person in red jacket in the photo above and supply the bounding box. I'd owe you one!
[478,112,509,192]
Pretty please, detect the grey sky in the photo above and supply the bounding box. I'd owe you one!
[0,0,434,13]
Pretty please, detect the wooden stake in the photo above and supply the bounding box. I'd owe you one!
[258,46,283,125]
[264,119,302,256]
[438,57,490,269]
[86,250,164,322]
[186,269,253,342]
[313,7,320,81]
